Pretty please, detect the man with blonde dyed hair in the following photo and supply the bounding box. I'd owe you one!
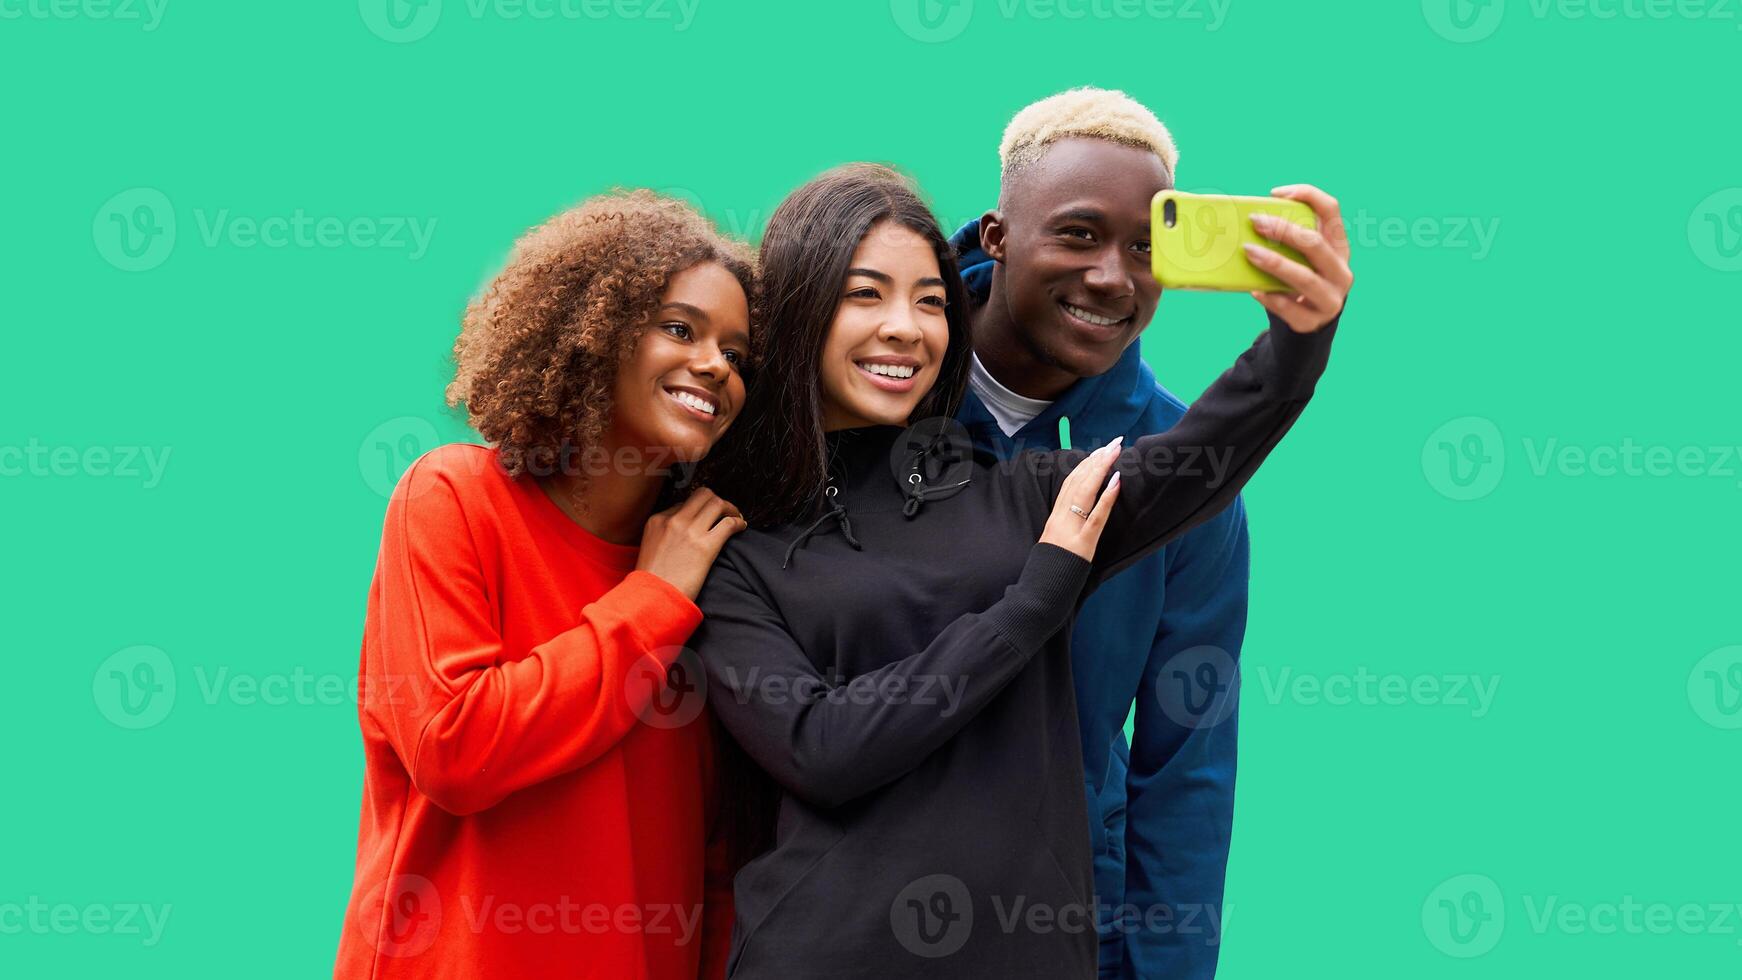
[950,86,1352,979]
[998,85,1181,191]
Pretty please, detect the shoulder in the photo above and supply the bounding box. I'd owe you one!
[1137,376,1190,428]
[386,443,514,534]
[396,443,502,496]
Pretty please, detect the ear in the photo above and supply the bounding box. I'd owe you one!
[979,209,1008,263]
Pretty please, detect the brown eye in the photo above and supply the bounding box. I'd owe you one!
[661,322,692,340]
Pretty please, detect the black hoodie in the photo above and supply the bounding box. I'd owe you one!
[692,315,1336,979]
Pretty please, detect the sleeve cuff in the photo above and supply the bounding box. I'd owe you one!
[610,569,704,652]
[1263,309,1340,401]
[984,543,1092,656]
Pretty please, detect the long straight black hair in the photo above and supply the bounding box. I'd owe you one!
[703,163,974,528]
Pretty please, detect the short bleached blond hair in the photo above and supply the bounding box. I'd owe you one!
[999,87,1178,189]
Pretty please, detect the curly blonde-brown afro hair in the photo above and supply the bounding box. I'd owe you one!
[446,190,756,480]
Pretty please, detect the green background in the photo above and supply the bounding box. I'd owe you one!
[4,0,1739,975]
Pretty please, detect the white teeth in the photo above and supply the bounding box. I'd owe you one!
[1065,304,1123,327]
[859,362,916,379]
[667,389,716,415]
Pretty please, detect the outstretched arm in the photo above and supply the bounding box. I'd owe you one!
[1031,184,1352,591]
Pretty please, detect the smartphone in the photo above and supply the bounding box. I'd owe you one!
[1151,191,1317,293]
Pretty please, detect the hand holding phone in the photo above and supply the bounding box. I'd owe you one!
[1151,191,1316,292]
[1151,186,1354,333]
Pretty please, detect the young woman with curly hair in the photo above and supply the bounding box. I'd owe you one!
[692,164,1348,979]
[333,190,756,980]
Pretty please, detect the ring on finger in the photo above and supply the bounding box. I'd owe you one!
[1069,504,1089,520]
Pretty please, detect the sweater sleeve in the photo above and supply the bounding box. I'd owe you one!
[1030,311,1338,592]
[363,455,703,816]
[691,543,1090,809]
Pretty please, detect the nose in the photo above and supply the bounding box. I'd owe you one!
[1082,244,1135,300]
[689,340,730,382]
[878,305,925,346]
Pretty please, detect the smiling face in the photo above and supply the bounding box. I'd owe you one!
[818,220,952,432]
[987,137,1171,381]
[605,260,752,463]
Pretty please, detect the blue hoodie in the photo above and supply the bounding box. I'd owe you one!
[951,220,1249,980]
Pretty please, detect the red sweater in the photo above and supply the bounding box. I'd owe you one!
[334,444,730,980]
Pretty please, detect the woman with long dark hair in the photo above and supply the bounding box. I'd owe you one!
[694,164,1349,979]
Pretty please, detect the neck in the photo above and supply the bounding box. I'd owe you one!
[971,267,1080,401]
[539,433,668,546]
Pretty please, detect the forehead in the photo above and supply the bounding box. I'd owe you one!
[663,261,749,324]
[849,220,939,272]
[1009,138,1171,220]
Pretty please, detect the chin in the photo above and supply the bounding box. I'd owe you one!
[667,436,714,464]
[1034,345,1109,382]
[860,400,919,426]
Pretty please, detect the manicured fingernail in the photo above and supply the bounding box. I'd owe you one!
[1243,243,1268,261]
[1110,436,1124,451]
[1108,471,1121,490]
[1250,213,1272,230]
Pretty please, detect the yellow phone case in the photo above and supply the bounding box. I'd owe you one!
[1152,191,1317,293]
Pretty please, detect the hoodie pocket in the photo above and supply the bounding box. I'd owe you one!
[1028,811,1093,911]
[726,826,846,978]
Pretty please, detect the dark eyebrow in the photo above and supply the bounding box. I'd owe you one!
[845,267,893,284]
[1052,207,1106,225]
[917,277,946,288]
[658,301,709,322]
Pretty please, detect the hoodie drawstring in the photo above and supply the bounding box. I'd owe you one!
[780,484,862,569]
